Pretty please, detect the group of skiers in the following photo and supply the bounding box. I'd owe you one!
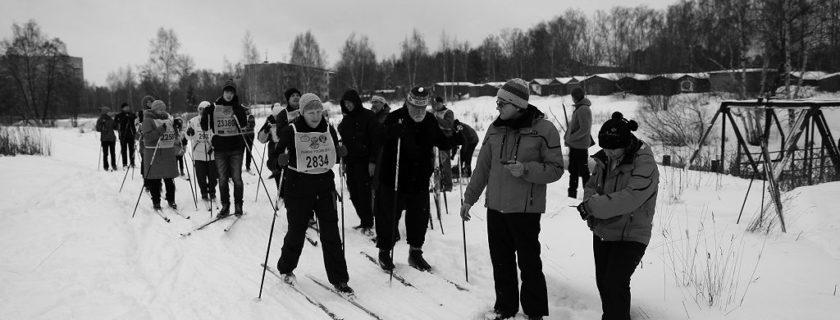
[98,76,658,320]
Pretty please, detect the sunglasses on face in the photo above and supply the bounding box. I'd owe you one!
[496,100,512,108]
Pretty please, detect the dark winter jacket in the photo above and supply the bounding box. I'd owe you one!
[454,120,479,147]
[463,106,564,213]
[583,136,659,245]
[375,106,455,194]
[433,106,455,136]
[273,116,339,199]
[338,90,379,164]
[142,110,180,179]
[114,111,137,141]
[96,114,118,142]
[200,96,248,153]
[564,97,593,149]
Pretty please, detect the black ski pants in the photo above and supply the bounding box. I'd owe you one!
[487,209,548,318]
[101,141,116,170]
[120,140,135,167]
[146,178,175,205]
[568,147,590,192]
[277,189,349,285]
[345,159,373,227]
[194,160,218,198]
[593,235,647,320]
[374,190,430,250]
[459,142,477,177]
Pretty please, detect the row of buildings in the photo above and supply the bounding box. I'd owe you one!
[434,70,840,99]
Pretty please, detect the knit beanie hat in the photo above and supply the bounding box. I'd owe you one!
[299,93,323,111]
[151,100,167,113]
[284,88,301,103]
[370,95,386,104]
[406,86,430,107]
[496,78,530,109]
[222,79,236,93]
[598,112,639,149]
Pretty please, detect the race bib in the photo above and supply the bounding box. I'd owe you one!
[155,118,176,149]
[213,105,239,136]
[197,131,211,144]
[290,124,336,174]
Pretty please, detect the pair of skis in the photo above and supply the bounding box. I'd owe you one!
[151,206,189,223]
[359,251,468,292]
[179,213,244,237]
[262,264,383,320]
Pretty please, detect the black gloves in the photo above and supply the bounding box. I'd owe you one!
[576,202,591,220]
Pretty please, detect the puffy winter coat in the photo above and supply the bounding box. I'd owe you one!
[96,114,118,142]
[142,110,180,179]
[463,106,564,214]
[186,116,214,161]
[564,97,593,149]
[583,137,659,245]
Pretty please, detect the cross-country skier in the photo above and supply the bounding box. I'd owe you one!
[338,89,378,233]
[431,96,455,192]
[374,86,456,272]
[142,100,181,210]
[96,107,118,171]
[186,101,217,201]
[114,102,137,169]
[272,93,353,295]
[258,88,301,189]
[200,79,248,217]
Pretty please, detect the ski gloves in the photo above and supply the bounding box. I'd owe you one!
[577,201,597,230]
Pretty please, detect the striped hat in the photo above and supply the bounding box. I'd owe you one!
[406,86,430,107]
[496,78,530,109]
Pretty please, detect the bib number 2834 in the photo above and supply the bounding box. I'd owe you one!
[305,155,329,168]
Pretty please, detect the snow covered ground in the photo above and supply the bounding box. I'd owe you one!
[2,94,840,319]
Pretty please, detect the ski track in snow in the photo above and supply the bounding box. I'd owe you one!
[3,94,840,319]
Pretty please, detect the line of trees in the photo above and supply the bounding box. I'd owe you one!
[2,0,839,122]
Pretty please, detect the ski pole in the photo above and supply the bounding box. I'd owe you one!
[183,143,198,210]
[561,102,570,129]
[258,168,285,300]
[389,130,401,286]
[254,142,267,202]
[119,151,132,192]
[132,136,162,218]
[96,131,102,171]
[457,151,468,283]
[339,145,346,252]
[234,115,278,213]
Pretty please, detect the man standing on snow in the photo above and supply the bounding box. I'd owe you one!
[565,87,593,199]
[96,107,118,171]
[460,78,564,320]
[374,86,456,272]
[338,89,378,234]
[258,88,301,189]
[114,102,137,169]
[201,79,248,217]
[452,119,479,177]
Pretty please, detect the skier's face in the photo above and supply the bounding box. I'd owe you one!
[496,99,521,120]
[407,104,426,123]
[289,93,301,108]
[302,107,323,128]
[604,148,625,161]
[223,90,235,102]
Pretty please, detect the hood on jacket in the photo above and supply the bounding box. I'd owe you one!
[491,104,545,129]
[340,89,363,115]
[573,97,592,108]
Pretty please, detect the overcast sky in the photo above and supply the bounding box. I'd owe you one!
[2,0,675,85]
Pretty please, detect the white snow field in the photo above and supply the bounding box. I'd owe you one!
[2,93,840,319]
